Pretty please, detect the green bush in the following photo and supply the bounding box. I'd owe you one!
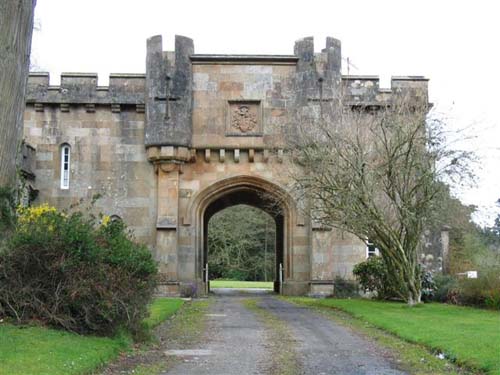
[458,270,500,310]
[432,274,458,302]
[353,256,436,301]
[333,276,359,298]
[420,270,436,302]
[353,256,401,299]
[0,204,158,336]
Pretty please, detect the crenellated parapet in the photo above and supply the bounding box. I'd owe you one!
[293,36,342,104]
[342,75,429,107]
[26,72,146,112]
[291,36,428,111]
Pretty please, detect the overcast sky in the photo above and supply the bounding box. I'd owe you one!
[30,0,499,225]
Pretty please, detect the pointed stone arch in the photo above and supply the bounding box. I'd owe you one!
[176,175,309,295]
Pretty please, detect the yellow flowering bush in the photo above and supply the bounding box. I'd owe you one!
[17,203,57,221]
[101,214,111,227]
[0,203,158,336]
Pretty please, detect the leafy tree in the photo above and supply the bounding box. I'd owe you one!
[208,205,275,281]
[289,96,473,305]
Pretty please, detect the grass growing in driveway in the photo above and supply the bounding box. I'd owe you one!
[126,299,211,375]
[0,298,184,375]
[210,279,273,289]
[143,298,184,329]
[243,298,301,375]
[288,298,500,375]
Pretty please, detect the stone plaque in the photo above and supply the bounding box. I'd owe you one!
[226,100,262,136]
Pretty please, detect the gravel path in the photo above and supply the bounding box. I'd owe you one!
[163,291,268,375]
[163,291,406,375]
[258,296,406,375]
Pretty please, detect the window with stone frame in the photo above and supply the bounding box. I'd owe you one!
[366,240,379,258]
[60,144,70,189]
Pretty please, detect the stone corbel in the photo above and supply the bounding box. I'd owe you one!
[249,149,255,163]
[277,149,284,163]
[156,162,183,174]
[263,149,269,163]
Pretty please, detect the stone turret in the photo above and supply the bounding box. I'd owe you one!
[293,36,342,104]
[145,35,194,164]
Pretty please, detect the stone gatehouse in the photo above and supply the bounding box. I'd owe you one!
[23,35,428,296]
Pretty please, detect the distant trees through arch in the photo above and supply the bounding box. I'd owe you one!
[207,204,276,282]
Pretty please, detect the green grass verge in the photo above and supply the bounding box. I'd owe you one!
[143,298,184,329]
[0,325,130,375]
[0,298,184,375]
[288,298,500,375]
[210,279,273,289]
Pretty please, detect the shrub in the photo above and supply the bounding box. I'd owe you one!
[333,276,359,298]
[0,204,158,336]
[353,256,401,300]
[353,256,436,301]
[433,274,458,302]
[458,270,500,310]
[420,270,436,302]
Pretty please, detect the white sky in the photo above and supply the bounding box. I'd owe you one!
[31,0,500,226]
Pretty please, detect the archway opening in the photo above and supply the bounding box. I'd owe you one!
[202,188,285,293]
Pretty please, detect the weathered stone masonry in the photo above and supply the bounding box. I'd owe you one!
[23,35,428,296]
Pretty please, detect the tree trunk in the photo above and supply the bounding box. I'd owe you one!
[0,0,36,187]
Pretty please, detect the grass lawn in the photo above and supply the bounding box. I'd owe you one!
[210,279,274,289]
[288,297,500,375]
[0,298,184,375]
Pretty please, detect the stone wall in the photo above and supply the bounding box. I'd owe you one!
[23,73,156,246]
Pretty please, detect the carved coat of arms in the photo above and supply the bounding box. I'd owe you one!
[231,105,257,133]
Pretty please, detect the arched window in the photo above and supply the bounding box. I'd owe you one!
[60,144,70,189]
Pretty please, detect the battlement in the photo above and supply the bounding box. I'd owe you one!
[25,37,428,113]
[26,72,146,106]
[341,75,429,106]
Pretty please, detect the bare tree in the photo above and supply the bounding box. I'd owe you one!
[288,95,473,305]
[0,0,36,186]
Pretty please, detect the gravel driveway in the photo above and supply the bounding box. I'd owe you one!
[163,290,406,375]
